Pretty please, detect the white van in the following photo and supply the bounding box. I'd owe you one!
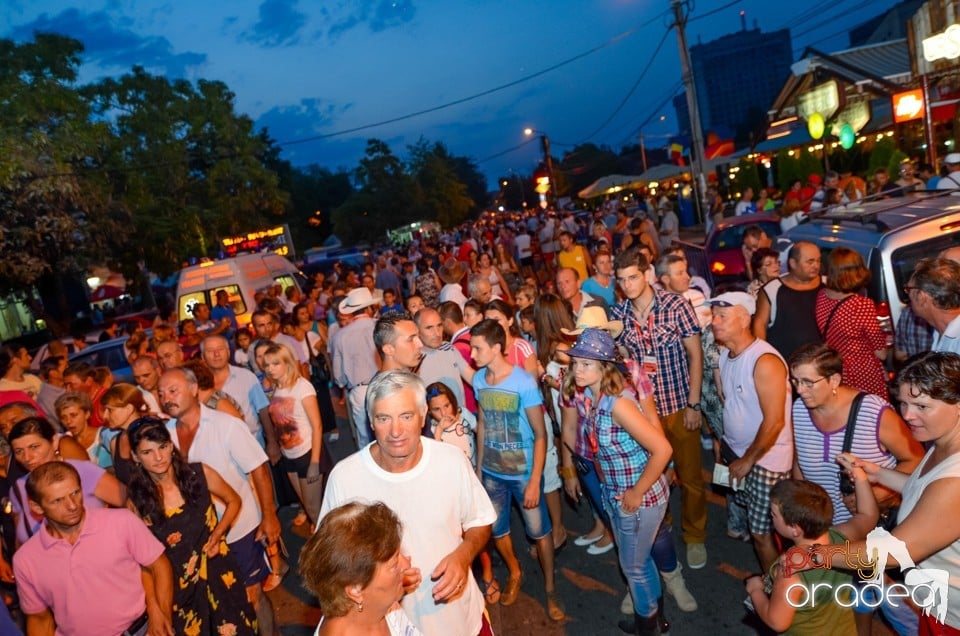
[176,253,302,328]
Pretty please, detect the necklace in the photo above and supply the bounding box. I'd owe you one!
[634,293,655,320]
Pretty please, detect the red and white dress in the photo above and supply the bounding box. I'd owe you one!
[815,290,889,399]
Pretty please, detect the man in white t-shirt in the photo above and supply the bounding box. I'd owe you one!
[201,335,276,453]
[413,307,475,409]
[319,371,495,636]
[659,204,680,250]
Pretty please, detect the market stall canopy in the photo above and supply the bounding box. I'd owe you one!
[578,174,646,199]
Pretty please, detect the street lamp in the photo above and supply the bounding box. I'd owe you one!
[524,127,556,208]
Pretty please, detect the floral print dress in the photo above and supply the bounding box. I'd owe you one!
[153,464,257,636]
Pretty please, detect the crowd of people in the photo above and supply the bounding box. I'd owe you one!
[0,195,959,636]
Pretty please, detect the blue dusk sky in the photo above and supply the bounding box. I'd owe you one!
[1,0,904,184]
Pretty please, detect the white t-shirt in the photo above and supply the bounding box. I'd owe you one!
[222,365,270,437]
[167,406,268,543]
[269,377,317,459]
[514,233,532,259]
[138,386,164,418]
[0,375,42,398]
[419,348,469,414]
[314,605,423,636]
[319,438,496,636]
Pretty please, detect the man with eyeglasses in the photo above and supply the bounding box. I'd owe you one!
[709,291,792,574]
[906,255,960,355]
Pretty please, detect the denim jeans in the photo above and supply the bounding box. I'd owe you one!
[580,463,677,572]
[482,472,552,540]
[603,488,667,617]
[581,461,677,572]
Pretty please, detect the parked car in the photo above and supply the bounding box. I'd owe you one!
[780,191,960,327]
[704,212,782,285]
[68,336,137,384]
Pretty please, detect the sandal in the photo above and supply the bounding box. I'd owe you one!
[500,572,523,606]
[546,590,566,621]
[481,577,501,604]
[262,561,289,593]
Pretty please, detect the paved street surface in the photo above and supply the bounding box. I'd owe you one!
[268,396,897,635]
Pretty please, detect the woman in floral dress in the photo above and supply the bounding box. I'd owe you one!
[126,417,257,636]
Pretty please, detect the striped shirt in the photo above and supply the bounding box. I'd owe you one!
[587,391,669,506]
[793,393,896,524]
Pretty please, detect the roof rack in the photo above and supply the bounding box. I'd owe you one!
[804,189,956,225]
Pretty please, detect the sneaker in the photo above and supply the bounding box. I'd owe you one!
[662,565,698,612]
[726,529,751,543]
[686,542,707,570]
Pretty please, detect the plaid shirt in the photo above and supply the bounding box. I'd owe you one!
[560,358,654,457]
[610,289,701,415]
[895,306,934,357]
[586,391,670,505]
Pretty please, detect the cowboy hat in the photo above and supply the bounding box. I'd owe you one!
[561,305,624,338]
[438,257,468,285]
[339,287,383,315]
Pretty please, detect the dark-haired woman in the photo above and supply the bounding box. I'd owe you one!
[127,417,257,635]
[8,417,126,544]
[815,247,888,398]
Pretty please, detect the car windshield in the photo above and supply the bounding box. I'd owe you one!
[709,221,781,251]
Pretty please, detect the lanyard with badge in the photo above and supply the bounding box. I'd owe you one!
[633,308,658,379]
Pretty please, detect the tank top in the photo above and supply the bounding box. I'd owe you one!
[720,338,793,472]
[898,448,960,629]
[783,528,857,635]
[764,280,823,359]
[793,393,896,523]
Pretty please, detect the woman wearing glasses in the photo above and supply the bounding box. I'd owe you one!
[789,343,923,525]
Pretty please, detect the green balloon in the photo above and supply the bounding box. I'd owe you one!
[840,124,855,149]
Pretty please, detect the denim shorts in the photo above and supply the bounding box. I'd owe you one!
[482,472,552,540]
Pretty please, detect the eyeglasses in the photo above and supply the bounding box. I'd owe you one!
[790,376,828,390]
[903,285,920,296]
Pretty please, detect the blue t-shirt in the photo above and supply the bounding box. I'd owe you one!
[581,276,616,306]
[472,366,543,480]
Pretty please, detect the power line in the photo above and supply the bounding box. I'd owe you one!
[576,27,672,142]
[277,11,672,148]
[688,0,744,23]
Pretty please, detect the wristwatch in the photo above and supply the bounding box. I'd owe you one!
[686,402,702,412]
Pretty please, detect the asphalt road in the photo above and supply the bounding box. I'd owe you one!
[268,398,897,636]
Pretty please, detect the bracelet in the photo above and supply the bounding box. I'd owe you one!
[559,465,578,480]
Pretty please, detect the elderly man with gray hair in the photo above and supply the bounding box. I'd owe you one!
[907,256,960,355]
[319,370,495,636]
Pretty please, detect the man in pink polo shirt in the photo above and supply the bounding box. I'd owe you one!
[13,461,174,636]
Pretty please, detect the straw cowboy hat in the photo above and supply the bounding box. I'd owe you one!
[438,257,468,285]
[561,305,624,338]
[338,287,383,315]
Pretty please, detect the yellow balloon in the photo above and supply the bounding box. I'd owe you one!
[808,113,825,140]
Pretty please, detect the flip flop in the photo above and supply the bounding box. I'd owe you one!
[481,577,501,604]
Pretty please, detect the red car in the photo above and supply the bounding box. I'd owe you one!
[704,212,782,283]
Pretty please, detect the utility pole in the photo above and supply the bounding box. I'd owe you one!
[671,0,708,225]
[540,134,556,208]
[640,132,648,172]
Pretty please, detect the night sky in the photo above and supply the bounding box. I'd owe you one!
[2,0,904,184]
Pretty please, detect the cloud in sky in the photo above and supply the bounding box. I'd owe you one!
[326,0,416,39]
[9,9,205,77]
[243,0,307,48]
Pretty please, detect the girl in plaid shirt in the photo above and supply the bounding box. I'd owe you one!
[564,328,673,636]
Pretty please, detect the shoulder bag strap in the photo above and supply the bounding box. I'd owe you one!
[841,392,866,455]
[820,294,855,340]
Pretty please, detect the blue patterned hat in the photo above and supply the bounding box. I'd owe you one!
[567,328,618,362]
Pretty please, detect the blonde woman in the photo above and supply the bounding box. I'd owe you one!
[262,342,325,526]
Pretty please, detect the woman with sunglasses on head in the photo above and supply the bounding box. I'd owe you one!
[127,417,257,635]
[564,328,673,636]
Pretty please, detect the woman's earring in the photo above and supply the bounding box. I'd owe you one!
[356,601,363,613]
